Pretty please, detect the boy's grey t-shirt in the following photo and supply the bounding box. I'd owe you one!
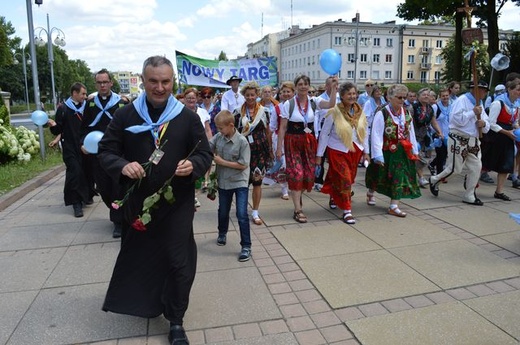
[209,130,251,190]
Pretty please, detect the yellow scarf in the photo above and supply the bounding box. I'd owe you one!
[328,102,367,151]
[239,102,263,136]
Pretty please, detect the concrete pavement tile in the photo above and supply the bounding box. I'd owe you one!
[353,213,459,248]
[44,242,119,287]
[298,250,438,308]
[7,283,146,345]
[464,290,520,340]
[193,208,223,235]
[233,323,263,339]
[294,329,327,344]
[195,234,253,273]
[425,205,517,236]
[347,302,518,345]
[482,231,520,255]
[0,222,83,251]
[71,219,118,245]
[203,333,298,344]
[155,267,281,331]
[272,225,380,260]
[0,247,66,293]
[0,290,38,345]
[389,240,519,289]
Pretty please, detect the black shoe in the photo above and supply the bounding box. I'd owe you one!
[85,198,94,205]
[513,180,520,189]
[238,247,252,262]
[217,234,226,246]
[462,198,484,206]
[428,164,436,175]
[429,177,439,197]
[494,192,511,201]
[112,223,122,238]
[73,203,83,218]
[168,325,189,345]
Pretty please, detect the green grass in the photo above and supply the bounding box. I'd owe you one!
[0,129,63,196]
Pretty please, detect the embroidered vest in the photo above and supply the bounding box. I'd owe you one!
[381,107,412,152]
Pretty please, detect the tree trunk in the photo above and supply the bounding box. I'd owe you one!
[454,11,463,83]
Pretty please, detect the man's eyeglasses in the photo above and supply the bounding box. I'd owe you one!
[96,81,111,85]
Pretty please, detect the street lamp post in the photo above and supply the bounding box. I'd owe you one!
[392,25,407,84]
[35,13,66,113]
[345,13,371,86]
[13,46,32,112]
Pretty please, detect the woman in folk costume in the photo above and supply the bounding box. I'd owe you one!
[316,82,369,224]
[365,84,421,218]
[481,79,520,201]
[234,81,272,225]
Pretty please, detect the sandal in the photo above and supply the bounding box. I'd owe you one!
[388,207,407,218]
[281,194,289,200]
[252,215,263,225]
[293,211,308,223]
[329,197,337,209]
[366,192,376,206]
[343,213,355,224]
[494,192,511,201]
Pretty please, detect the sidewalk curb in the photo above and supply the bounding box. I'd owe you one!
[0,164,65,212]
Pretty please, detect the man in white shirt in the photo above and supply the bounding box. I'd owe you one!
[357,79,375,107]
[429,80,491,205]
[221,76,245,112]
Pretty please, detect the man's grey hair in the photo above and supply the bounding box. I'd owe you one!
[142,55,174,76]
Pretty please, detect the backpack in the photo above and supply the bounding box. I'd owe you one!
[288,98,317,119]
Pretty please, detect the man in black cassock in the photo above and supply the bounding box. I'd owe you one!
[48,82,94,217]
[82,68,128,238]
[98,56,212,345]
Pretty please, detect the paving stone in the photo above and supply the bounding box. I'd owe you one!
[485,281,517,293]
[233,323,262,339]
[117,336,148,344]
[504,277,520,289]
[259,319,289,335]
[268,282,292,294]
[286,316,316,332]
[289,279,314,292]
[280,303,308,318]
[273,255,294,265]
[303,300,330,314]
[295,289,322,303]
[294,329,327,345]
[403,295,436,308]
[466,284,497,297]
[320,325,353,343]
[273,292,299,306]
[334,307,365,322]
[425,291,457,304]
[205,326,234,343]
[358,303,389,317]
[283,270,307,282]
[263,273,286,284]
[446,288,478,300]
[381,299,413,312]
[309,311,341,328]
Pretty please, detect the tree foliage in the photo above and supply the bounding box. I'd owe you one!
[217,51,228,61]
[440,37,490,84]
[502,32,520,78]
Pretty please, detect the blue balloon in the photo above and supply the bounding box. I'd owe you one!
[319,49,342,75]
[514,128,520,142]
[31,110,48,126]
[84,131,104,154]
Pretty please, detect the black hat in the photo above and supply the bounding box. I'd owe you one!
[469,80,489,90]
[226,76,243,85]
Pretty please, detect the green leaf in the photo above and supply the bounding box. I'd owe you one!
[140,212,152,225]
[142,193,159,209]
[164,185,175,203]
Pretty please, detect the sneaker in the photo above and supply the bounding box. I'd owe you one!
[217,234,226,246]
[479,172,494,183]
[419,177,428,188]
[73,203,83,218]
[314,183,323,192]
[194,198,201,208]
[329,197,337,209]
[513,180,520,189]
[238,247,251,262]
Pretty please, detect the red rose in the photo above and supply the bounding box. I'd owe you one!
[131,218,147,232]
[207,193,216,201]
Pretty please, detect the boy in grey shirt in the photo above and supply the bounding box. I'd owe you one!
[209,110,252,261]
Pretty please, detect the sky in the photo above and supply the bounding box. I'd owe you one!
[5,0,520,75]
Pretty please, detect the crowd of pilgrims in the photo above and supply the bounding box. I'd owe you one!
[179,74,520,225]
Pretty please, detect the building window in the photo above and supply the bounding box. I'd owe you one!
[373,54,380,63]
[347,70,354,79]
[386,38,393,47]
[385,54,392,63]
[312,40,315,50]
[373,37,380,47]
[317,38,320,49]
[347,53,355,63]
[434,71,441,83]
[372,70,380,80]
[385,71,392,79]
[422,39,429,47]
[407,71,414,80]
[360,71,367,79]
[420,71,427,83]
[334,36,342,45]
[408,39,415,48]
[436,40,443,48]
[360,54,368,63]
[408,55,415,63]
[435,55,442,64]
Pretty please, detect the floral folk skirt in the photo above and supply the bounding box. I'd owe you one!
[284,133,316,192]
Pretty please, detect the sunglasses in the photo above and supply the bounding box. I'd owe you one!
[202,95,212,99]
[308,91,316,94]
[394,96,406,100]
[365,84,374,87]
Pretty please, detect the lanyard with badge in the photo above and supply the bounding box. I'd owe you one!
[296,96,313,134]
[149,122,169,164]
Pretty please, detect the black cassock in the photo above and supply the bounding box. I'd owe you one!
[50,103,92,205]
[98,101,212,324]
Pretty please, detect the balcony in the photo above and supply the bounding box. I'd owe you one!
[420,62,432,70]
[420,47,432,54]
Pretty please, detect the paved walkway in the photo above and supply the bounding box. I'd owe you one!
[0,167,519,345]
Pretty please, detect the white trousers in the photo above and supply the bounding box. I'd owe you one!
[430,130,482,202]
